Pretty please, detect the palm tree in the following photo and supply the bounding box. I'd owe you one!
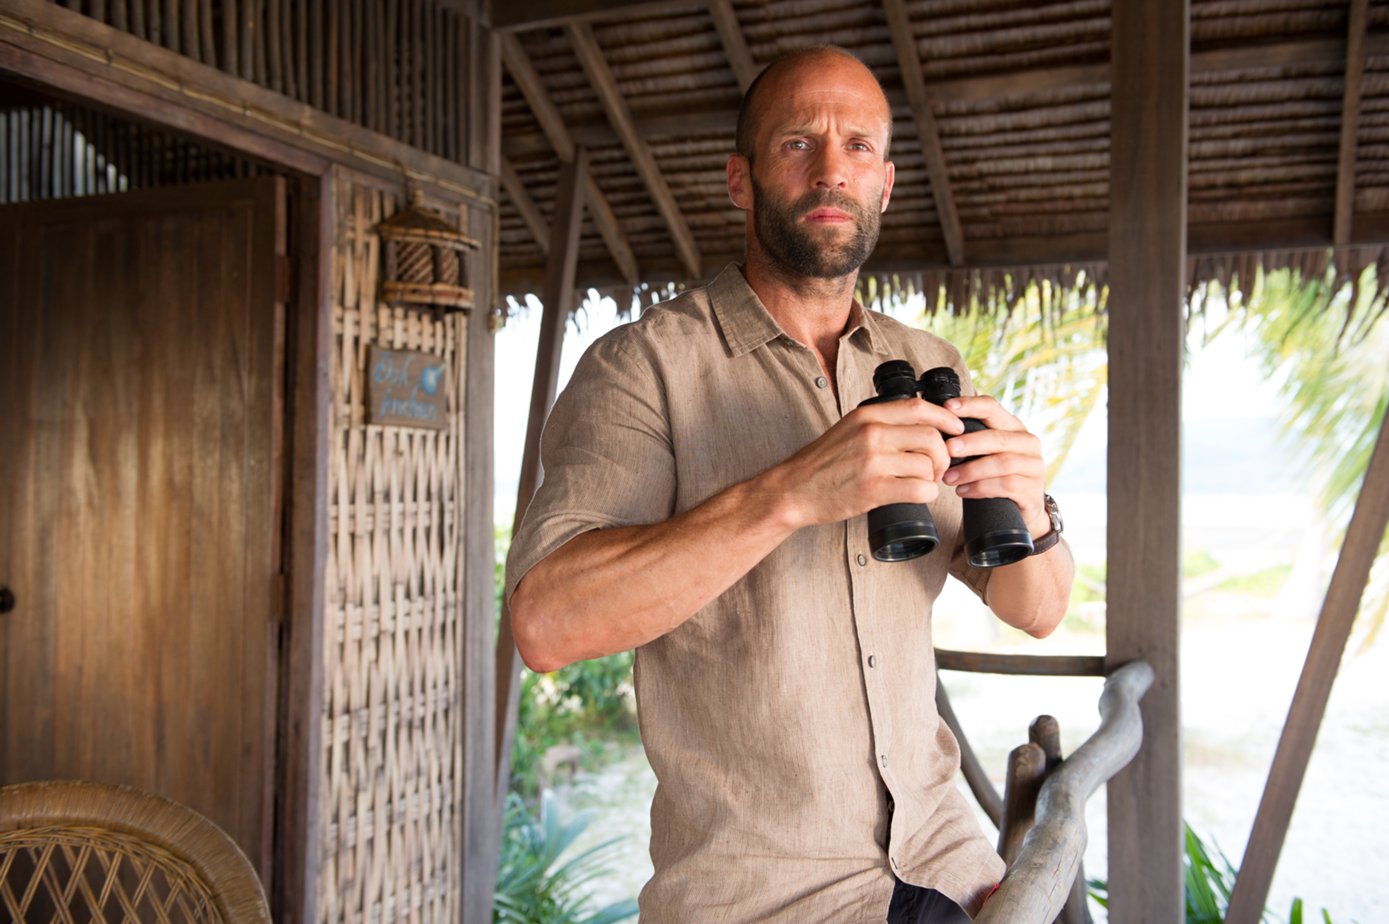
[1216,263,1389,648]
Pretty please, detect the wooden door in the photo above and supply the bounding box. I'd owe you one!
[0,178,286,879]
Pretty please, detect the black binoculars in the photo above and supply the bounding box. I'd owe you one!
[858,360,1034,568]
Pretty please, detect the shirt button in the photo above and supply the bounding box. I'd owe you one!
[856,553,868,566]
[880,754,888,769]
[814,375,828,389]
[868,654,878,668]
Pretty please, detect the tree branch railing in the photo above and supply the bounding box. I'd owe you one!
[974,659,1154,924]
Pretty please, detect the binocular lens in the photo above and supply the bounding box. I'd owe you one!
[869,506,939,562]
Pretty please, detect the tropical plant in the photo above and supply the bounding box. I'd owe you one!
[1212,263,1389,649]
[914,281,1109,485]
[494,791,640,924]
[1087,822,1339,923]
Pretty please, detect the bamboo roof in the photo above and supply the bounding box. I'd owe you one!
[496,0,1389,317]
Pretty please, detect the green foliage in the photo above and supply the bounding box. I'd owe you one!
[1214,564,1292,598]
[494,791,639,924]
[510,652,637,798]
[1218,265,1389,650]
[495,527,638,799]
[1184,549,1223,581]
[917,297,1108,485]
[1088,823,1340,923]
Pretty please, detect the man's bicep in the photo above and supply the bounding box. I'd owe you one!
[504,337,678,602]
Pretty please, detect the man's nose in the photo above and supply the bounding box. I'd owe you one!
[812,146,849,189]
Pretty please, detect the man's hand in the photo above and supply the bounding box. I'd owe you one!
[936,395,1050,537]
[759,398,965,530]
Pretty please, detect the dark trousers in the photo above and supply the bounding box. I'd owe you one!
[885,880,972,924]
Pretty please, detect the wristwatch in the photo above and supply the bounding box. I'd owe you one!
[1029,494,1064,556]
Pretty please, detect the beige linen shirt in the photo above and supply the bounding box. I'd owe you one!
[506,265,1006,922]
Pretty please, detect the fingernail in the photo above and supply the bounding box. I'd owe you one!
[942,470,959,485]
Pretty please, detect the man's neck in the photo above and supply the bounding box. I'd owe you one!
[742,250,860,383]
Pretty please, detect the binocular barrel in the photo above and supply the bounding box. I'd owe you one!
[862,362,1033,568]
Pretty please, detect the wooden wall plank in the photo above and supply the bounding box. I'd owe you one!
[274,173,332,924]
[1105,0,1188,920]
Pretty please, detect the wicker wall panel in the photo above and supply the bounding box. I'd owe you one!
[323,173,468,924]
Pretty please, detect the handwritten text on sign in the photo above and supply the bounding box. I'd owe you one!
[366,346,448,430]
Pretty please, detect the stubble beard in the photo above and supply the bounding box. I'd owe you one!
[751,175,883,281]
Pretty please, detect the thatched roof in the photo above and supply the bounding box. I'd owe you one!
[496,0,1389,318]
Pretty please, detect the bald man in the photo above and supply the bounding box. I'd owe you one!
[507,46,1074,922]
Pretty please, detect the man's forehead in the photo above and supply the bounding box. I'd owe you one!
[755,56,890,136]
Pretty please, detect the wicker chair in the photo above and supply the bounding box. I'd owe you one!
[0,780,270,923]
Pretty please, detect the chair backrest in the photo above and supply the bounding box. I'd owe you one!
[0,780,271,923]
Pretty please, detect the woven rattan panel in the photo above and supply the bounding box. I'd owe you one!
[321,174,467,923]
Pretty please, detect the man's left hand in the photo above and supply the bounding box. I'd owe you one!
[937,395,1051,538]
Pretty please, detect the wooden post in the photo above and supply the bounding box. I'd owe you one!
[1106,1,1188,920]
[493,147,589,810]
[1225,408,1389,922]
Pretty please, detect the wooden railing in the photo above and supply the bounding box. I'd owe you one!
[974,659,1154,924]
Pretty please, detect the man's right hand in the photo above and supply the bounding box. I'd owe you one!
[755,396,966,530]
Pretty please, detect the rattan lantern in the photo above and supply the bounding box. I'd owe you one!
[377,190,480,312]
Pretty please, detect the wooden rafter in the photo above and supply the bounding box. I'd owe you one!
[1334,0,1369,246]
[501,158,550,255]
[568,21,702,280]
[500,32,639,285]
[882,0,964,266]
[710,1,757,92]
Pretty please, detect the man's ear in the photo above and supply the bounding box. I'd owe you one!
[727,155,752,210]
[880,160,896,213]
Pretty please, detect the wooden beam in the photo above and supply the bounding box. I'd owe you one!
[462,174,502,924]
[584,172,639,286]
[1334,0,1369,246]
[494,147,590,813]
[710,0,757,91]
[1105,0,1188,920]
[500,211,1389,297]
[501,158,550,256]
[936,650,1108,677]
[493,0,700,31]
[882,0,965,266]
[500,32,576,162]
[501,32,639,284]
[568,21,702,280]
[1225,410,1389,922]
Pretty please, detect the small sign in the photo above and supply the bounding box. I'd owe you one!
[366,346,449,430]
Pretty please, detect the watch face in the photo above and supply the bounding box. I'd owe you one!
[1045,495,1063,532]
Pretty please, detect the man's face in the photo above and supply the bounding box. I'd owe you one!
[730,52,895,280]
[750,173,883,279]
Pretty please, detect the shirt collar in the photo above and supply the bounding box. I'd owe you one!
[709,263,891,358]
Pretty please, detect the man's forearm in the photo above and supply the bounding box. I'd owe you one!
[983,538,1074,638]
[509,472,801,672]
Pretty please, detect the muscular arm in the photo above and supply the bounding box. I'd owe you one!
[509,398,962,672]
[939,395,1075,637]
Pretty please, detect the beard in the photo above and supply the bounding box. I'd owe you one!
[751,176,883,280]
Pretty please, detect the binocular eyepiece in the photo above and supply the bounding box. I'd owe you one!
[858,360,1034,568]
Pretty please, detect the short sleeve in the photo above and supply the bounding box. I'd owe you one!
[504,331,677,605]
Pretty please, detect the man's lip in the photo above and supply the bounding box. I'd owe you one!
[804,208,852,222]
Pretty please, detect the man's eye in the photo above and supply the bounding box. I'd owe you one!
[849,142,871,151]
[785,140,810,151]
